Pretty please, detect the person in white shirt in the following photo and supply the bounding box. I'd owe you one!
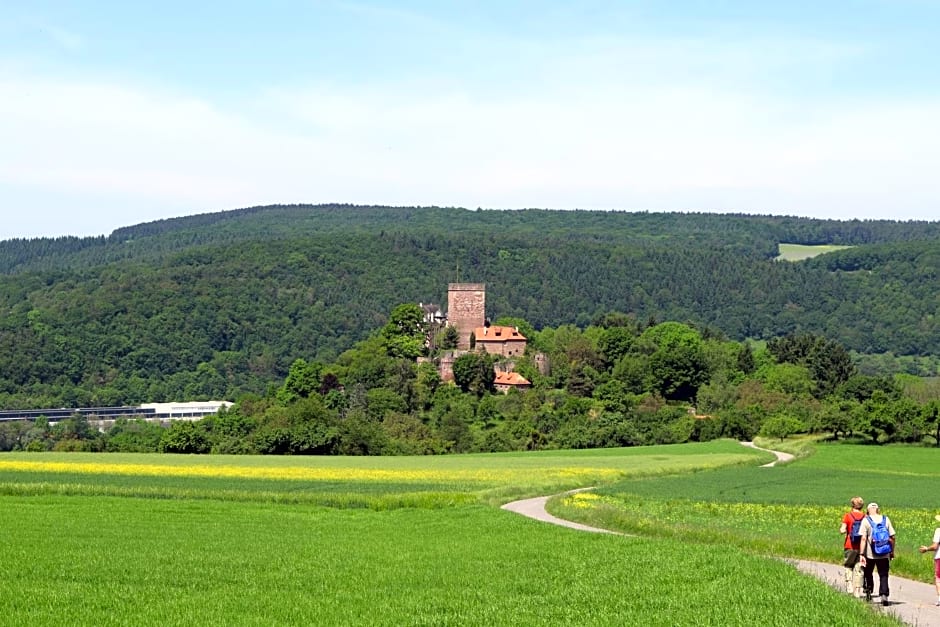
[917,514,940,607]
[859,502,896,606]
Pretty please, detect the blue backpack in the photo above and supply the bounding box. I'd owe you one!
[849,514,864,544]
[867,515,892,556]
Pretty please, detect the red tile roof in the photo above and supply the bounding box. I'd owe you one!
[494,371,531,386]
[473,325,527,342]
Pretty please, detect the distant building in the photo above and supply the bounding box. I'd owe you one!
[419,302,445,326]
[139,401,233,420]
[493,371,531,393]
[419,302,447,351]
[473,325,527,357]
[0,400,233,428]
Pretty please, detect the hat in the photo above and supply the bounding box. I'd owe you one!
[867,502,879,511]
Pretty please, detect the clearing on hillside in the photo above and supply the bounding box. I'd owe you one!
[776,242,853,261]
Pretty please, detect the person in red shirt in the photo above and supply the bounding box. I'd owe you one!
[840,496,866,597]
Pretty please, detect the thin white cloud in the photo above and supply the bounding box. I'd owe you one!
[259,76,940,218]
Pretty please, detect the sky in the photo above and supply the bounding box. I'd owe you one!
[2,1,939,239]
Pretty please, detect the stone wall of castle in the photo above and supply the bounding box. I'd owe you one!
[447,282,485,350]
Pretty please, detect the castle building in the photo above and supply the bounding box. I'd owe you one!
[472,325,527,357]
[447,283,485,350]
[428,282,536,391]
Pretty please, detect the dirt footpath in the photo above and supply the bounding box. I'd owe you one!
[739,440,795,466]
[501,490,622,535]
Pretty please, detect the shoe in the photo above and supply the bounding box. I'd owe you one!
[865,592,872,602]
[882,598,889,607]
[934,600,940,606]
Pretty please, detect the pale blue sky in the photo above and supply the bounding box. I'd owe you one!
[2,1,939,238]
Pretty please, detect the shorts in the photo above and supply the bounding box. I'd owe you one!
[935,558,940,580]
[843,548,860,568]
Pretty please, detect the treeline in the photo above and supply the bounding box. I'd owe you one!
[4,309,939,454]
[5,204,940,275]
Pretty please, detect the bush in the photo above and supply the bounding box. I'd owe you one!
[159,420,210,454]
[758,415,806,440]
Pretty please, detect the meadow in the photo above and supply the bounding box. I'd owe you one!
[550,442,940,584]
[0,440,764,507]
[0,440,902,625]
[776,242,853,261]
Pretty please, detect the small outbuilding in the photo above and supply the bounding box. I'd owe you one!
[493,371,531,393]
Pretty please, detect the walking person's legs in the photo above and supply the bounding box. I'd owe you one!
[862,559,875,601]
[875,558,890,605]
[852,562,864,598]
[843,549,863,597]
[934,558,940,605]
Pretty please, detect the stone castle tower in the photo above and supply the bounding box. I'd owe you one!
[447,283,485,350]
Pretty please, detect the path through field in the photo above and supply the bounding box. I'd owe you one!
[501,443,940,626]
[739,440,795,466]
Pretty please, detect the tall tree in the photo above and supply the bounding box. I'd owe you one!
[640,322,709,401]
[767,333,855,398]
[452,352,495,397]
[381,303,427,359]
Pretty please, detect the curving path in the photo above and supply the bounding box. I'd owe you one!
[501,442,940,627]
[739,440,795,466]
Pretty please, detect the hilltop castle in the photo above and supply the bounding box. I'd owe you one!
[420,282,536,392]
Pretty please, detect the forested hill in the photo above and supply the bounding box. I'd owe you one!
[4,204,940,275]
[1,204,939,407]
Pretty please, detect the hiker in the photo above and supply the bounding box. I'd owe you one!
[859,502,896,606]
[917,514,940,607]
[839,496,865,597]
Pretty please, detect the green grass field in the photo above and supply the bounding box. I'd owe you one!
[550,442,940,584]
[0,440,903,625]
[776,243,853,261]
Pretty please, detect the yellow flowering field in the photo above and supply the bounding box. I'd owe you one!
[0,439,768,507]
[0,458,622,483]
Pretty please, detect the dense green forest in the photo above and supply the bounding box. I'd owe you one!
[4,308,940,455]
[1,204,940,413]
